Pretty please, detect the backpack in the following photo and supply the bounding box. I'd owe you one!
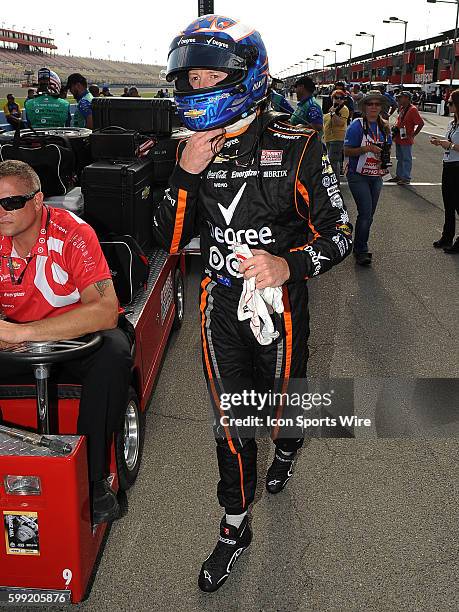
[0,128,76,197]
[99,235,150,306]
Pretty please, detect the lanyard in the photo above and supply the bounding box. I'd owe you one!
[6,255,35,285]
[364,120,382,143]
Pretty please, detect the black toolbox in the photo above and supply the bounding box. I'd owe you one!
[81,159,155,248]
[147,128,192,183]
[92,97,178,135]
[90,126,143,161]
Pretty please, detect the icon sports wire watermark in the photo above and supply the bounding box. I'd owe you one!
[206,378,459,439]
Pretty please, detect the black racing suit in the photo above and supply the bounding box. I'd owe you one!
[152,111,353,514]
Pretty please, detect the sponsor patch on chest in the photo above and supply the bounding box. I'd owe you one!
[260,150,283,166]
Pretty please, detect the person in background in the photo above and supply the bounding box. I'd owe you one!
[88,84,100,98]
[59,85,68,99]
[101,86,113,97]
[344,90,392,266]
[443,88,450,116]
[351,84,364,118]
[270,78,295,114]
[323,81,354,119]
[164,88,169,97]
[24,68,71,129]
[66,73,93,129]
[378,85,397,120]
[26,89,36,101]
[290,76,323,131]
[323,89,349,184]
[430,89,459,254]
[128,86,141,97]
[390,91,424,185]
[3,94,23,130]
[121,86,129,97]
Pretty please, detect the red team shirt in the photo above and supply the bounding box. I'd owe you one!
[0,206,111,323]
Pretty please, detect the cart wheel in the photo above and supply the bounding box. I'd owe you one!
[116,387,146,490]
[172,268,185,331]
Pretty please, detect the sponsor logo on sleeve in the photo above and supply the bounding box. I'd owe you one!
[336,223,352,236]
[327,185,340,197]
[330,193,344,208]
[304,245,330,276]
[332,234,349,257]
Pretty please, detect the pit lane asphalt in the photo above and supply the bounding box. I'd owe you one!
[28,120,458,612]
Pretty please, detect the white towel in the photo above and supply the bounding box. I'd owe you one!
[233,244,284,345]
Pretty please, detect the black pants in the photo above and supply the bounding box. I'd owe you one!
[0,328,132,482]
[200,277,309,515]
[441,162,459,241]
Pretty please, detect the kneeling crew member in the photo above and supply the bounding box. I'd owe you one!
[0,160,132,525]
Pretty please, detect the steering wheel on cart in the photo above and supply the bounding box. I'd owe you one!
[0,335,103,434]
[0,335,103,365]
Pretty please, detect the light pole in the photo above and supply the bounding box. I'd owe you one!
[302,57,316,75]
[427,0,459,88]
[383,17,408,86]
[356,32,375,87]
[323,48,337,82]
[306,57,318,81]
[313,53,325,84]
[337,41,353,82]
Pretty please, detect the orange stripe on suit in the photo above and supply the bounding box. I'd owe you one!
[170,188,187,254]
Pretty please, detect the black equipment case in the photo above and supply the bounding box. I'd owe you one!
[147,128,192,183]
[0,127,92,180]
[90,126,144,161]
[81,159,155,248]
[0,129,76,197]
[92,97,178,135]
[100,235,150,306]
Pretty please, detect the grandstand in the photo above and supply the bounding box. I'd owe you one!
[0,28,163,87]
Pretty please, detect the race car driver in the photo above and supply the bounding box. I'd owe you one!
[152,15,353,592]
[24,68,71,129]
[0,160,132,525]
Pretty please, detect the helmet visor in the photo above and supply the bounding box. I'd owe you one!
[167,43,246,82]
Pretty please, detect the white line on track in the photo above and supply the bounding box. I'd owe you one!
[421,129,445,137]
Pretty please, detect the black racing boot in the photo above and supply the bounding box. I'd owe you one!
[354,252,372,266]
[433,237,452,249]
[198,515,252,592]
[92,478,120,526]
[266,449,296,494]
[444,238,459,254]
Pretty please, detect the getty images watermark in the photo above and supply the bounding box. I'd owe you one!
[218,389,372,430]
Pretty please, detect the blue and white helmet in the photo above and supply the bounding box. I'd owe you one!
[166,15,269,131]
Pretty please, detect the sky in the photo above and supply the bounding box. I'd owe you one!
[1,0,457,74]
